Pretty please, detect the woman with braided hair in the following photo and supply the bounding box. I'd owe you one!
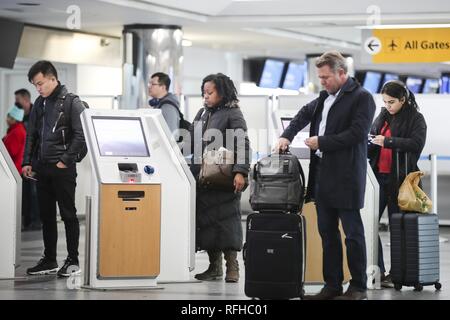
[190,73,251,283]
[368,80,427,288]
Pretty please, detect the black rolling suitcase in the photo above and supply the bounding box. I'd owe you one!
[389,151,442,291]
[243,213,306,299]
[249,152,305,213]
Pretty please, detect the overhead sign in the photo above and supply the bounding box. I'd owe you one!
[361,28,450,63]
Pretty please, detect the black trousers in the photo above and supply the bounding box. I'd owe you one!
[376,172,399,274]
[314,161,367,291]
[36,163,79,262]
[22,178,40,227]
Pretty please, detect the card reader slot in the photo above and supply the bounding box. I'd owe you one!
[118,191,145,199]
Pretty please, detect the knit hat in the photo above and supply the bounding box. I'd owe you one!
[8,105,24,122]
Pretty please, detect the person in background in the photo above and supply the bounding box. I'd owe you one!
[368,80,427,288]
[2,105,26,174]
[190,73,251,283]
[276,51,376,300]
[148,72,181,136]
[15,88,41,231]
[15,88,33,126]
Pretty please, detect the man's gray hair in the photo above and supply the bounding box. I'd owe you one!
[315,51,348,74]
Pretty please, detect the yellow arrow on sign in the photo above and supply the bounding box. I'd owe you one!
[370,28,450,63]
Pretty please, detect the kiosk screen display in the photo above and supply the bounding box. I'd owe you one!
[280,117,310,158]
[92,117,149,157]
[441,76,450,94]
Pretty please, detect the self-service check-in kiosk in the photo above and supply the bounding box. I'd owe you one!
[272,110,379,289]
[0,141,21,279]
[81,109,195,289]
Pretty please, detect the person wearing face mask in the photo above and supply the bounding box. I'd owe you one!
[276,51,376,300]
[368,80,427,288]
[190,73,251,283]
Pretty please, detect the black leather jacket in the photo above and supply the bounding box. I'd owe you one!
[22,84,86,167]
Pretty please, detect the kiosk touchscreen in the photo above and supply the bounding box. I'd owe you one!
[82,109,195,289]
[0,141,21,279]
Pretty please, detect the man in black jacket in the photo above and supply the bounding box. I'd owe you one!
[277,51,376,300]
[22,61,87,277]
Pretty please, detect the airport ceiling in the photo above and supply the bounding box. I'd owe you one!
[1,0,450,73]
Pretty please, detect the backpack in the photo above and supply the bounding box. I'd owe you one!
[157,98,191,131]
[250,152,306,213]
[58,93,89,162]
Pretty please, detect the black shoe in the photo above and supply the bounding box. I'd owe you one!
[27,257,58,275]
[381,274,394,288]
[303,287,343,300]
[333,287,368,300]
[57,257,81,278]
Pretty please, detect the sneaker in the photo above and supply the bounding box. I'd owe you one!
[57,257,81,278]
[27,257,58,275]
[381,274,394,288]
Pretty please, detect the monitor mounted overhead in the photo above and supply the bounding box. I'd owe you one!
[0,19,24,69]
[282,62,306,91]
[258,59,285,89]
[440,76,450,94]
[363,71,382,94]
[406,77,424,94]
[423,79,440,94]
[92,117,150,157]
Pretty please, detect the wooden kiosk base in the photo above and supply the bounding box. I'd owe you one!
[303,202,351,284]
[98,184,161,278]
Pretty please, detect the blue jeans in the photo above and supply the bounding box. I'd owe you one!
[376,173,399,274]
[315,163,367,291]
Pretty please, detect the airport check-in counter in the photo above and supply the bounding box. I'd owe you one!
[0,141,21,279]
[81,109,195,289]
[272,111,380,289]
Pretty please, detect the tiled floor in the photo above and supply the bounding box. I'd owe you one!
[1,221,449,300]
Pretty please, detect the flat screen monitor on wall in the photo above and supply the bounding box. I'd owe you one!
[282,62,306,90]
[422,79,440,94]
[406,77,423,94]
[92,117,150,157]
[440,76,449,94]
[258,59,285,88]
[0,19,24,69]
[382,73,399,85]
[363,71,382,94]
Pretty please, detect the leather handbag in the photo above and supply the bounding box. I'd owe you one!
[199,148,235,191]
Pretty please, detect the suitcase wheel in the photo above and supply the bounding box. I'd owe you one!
[435,283,442,291]
[414,284,423,292]
[394,283,402,291]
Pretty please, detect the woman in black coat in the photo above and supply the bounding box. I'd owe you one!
[368,80,427,288]
[190,73,251,283]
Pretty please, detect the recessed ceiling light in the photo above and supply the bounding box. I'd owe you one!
[17,2,41,6]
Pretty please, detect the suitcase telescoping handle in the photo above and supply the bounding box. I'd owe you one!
[395,149,408,186]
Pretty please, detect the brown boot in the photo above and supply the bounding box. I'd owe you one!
[224,250,239,283]
[194,250,223,281]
